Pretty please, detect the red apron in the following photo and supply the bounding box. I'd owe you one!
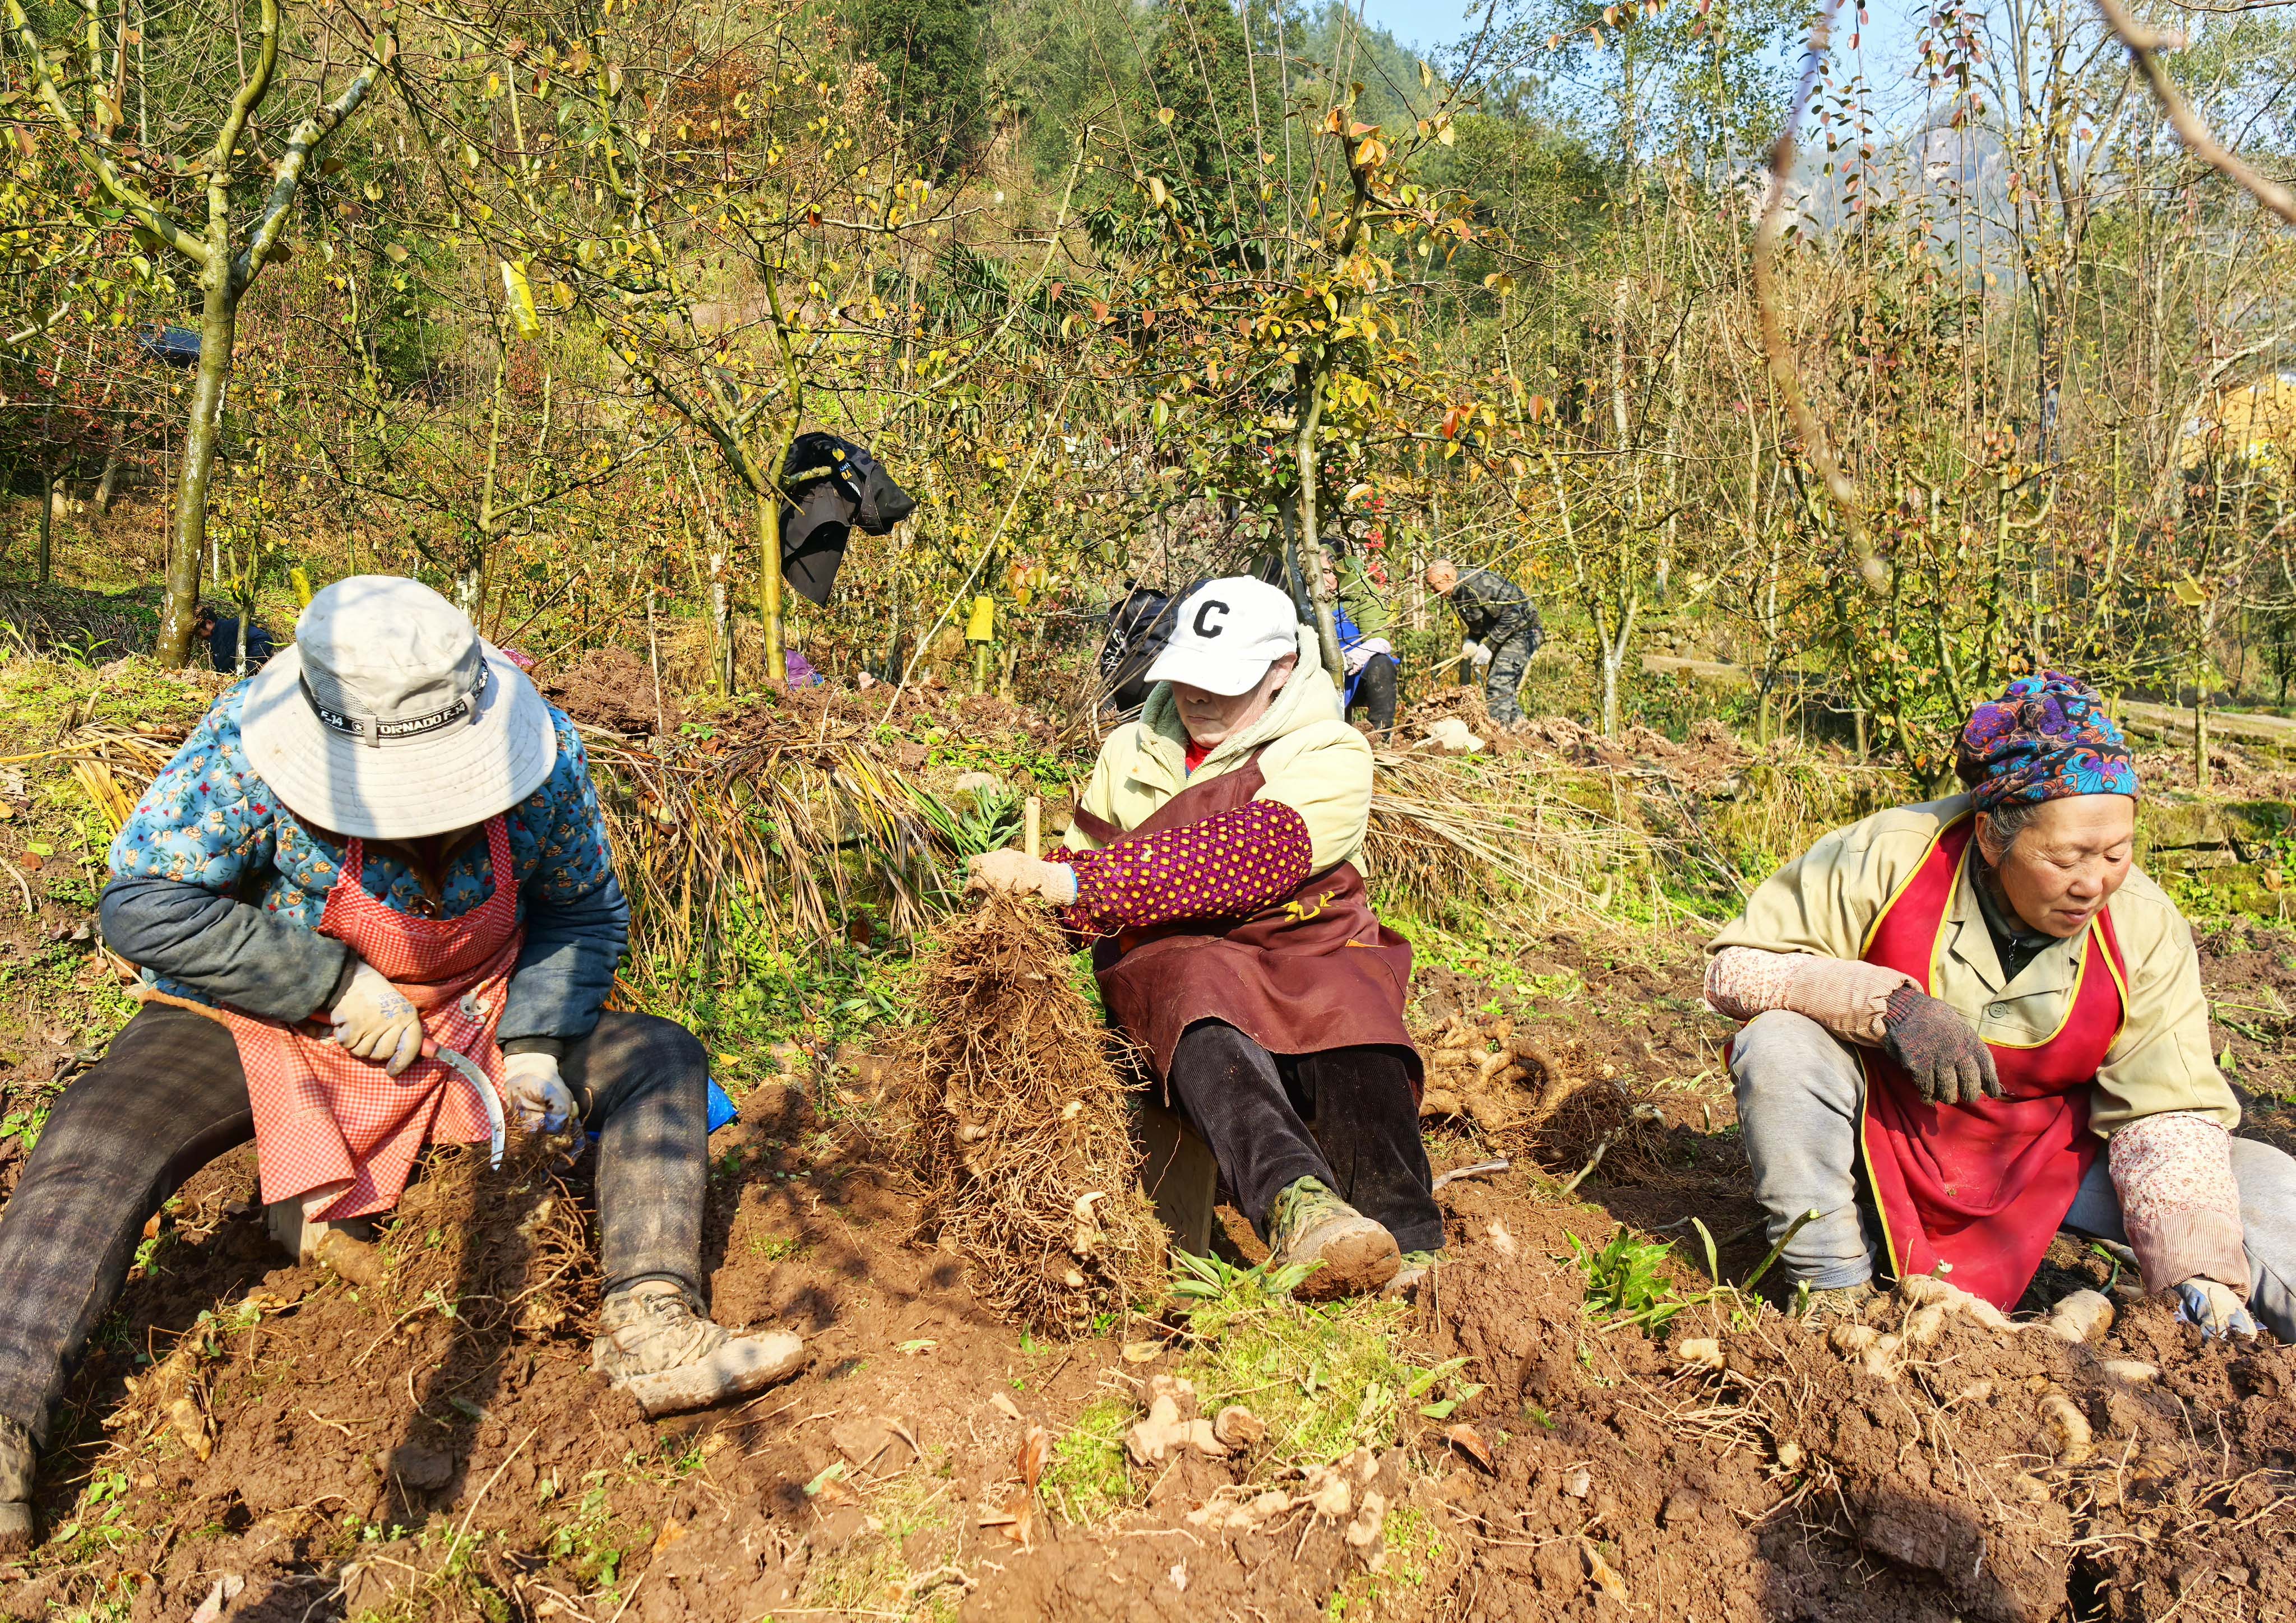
[1856,814,2127,1310]
[213,816,521,1221]
[1073,755,1420,1091]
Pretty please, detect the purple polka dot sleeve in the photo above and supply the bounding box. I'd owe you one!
[1049,800,1314,931]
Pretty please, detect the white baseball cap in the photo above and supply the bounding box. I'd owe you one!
[1143,577,1302,697]
[240,576,558,839]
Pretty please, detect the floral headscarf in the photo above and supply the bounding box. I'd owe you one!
[1954,673,2138,812]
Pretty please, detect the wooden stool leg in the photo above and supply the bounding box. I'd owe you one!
[1135,1096,1219,1257]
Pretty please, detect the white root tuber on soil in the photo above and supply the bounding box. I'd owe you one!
[620,1332,809,1419]
[1896,1273,2012,1330]
[1677,1338,1725,1371]
[2100,1358,2159,1386]
[2039,1290,2114,1346]
[2038,1392,2094,1465]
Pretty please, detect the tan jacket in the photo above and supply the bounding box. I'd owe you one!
[1063,627,1373,874]
[1710,795,2232,1136]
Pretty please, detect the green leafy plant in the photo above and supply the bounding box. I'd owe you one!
[1568,1228,1686,1331]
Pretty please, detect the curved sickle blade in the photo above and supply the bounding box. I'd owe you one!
[427,1041,506,1169]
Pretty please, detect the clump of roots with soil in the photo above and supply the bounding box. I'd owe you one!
[898,895,1166,1333]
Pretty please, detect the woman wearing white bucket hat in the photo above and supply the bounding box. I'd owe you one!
[0,577,785,1548]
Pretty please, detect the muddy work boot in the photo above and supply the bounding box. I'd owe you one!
[1267,1177,1400,1300]
[592,1281,731,1380]
[593,1282,809,1420]
[0,1415,34,1554]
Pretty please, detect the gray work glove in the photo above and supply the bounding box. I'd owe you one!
[965,849,1078,905]
[503,1050,577,1137]
[330,960,424,1077]
[1460,638,1492,671]
[1882,985,2002,1106]
[2175,1279,2258,1340]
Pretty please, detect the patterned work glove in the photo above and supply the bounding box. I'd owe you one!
[965,848,1079,905]
[503,1051,577,1137]
[2175,1279,2258,1339]
[1460,639,1492,671]
[330,961,424,1077]
[1882,985,2002,1106]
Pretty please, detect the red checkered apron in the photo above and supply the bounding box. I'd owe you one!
[215,815,521,1221]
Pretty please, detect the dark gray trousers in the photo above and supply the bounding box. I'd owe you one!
[0,1003,706,1443]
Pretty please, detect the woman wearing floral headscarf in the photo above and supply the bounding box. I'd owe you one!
[1705,673,2296,1339]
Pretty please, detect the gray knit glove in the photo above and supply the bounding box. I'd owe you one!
[1883,985,2002,1106]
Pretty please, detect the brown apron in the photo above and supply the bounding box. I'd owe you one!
[1072,754,1420,1092]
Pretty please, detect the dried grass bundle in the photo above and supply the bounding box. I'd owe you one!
[902,896,1166,1332]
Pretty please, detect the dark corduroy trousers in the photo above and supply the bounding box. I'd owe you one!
[1165,1019,1442,1255]
[0,1003,707,1443]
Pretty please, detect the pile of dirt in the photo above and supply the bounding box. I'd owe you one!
[900,897,1165,1330]
[536,646,684,737]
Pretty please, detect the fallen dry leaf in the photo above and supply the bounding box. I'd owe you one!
[1443,1422,1493,1472]
[990,1392,1023,1422]
[1212,1405,1265,1449]
[1582,1540,1630,1602]
[188,1574,244,1623]
[651,1520,688,1555]
[1119,1340,1164,1364]
[1017,1425,1052,1491]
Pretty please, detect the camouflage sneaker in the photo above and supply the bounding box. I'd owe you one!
[592,1282,731,1383]
[0,1415,33,1554]
[1382,1251,1441,1301]
[1267,1177,1400,1300]
[1801,1280,1880,1321]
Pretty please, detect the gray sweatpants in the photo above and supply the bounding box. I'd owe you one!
[1729,1009,2296,1338]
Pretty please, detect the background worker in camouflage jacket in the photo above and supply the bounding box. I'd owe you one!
[1424,559,1544,727]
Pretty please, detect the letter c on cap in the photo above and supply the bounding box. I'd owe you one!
[1192,599,1230,638]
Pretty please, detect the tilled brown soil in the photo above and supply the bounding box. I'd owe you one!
[4,925,2295,1622]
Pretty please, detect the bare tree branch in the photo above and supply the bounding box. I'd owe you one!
[2093,0,2296,225]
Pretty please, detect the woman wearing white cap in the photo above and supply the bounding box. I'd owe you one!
[0,577,772,1547]
[970,577,1440,1299]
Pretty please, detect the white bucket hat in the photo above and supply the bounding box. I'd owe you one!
[1142,577,1302,697]
[239,576,557,840]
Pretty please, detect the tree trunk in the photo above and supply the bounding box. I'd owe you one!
[754,483,785,691]
[156,274,239,666]
[36,468,55,585]
[1291,383,1345,687]
[96,423,126,514]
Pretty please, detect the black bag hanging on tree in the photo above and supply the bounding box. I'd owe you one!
[778,432,916,607]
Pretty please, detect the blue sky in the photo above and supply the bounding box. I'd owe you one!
[1354,0,1938,129]
[1354,0,1485,53]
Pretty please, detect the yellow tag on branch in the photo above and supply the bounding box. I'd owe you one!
[965,595,996,643]
[500,261,543,339]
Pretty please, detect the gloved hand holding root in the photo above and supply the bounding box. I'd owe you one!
[503,1051,578,1138]
[1883,985,2002,1106]
[330,961,424,1075]
[2175,1278,2258,1339]
[965,848,1077,905]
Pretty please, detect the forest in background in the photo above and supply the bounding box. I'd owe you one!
[4,0,2296,775]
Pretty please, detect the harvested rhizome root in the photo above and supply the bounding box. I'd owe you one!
[903,895,1166,1332]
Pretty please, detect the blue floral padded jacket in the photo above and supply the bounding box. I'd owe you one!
[100,682,629,1047]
